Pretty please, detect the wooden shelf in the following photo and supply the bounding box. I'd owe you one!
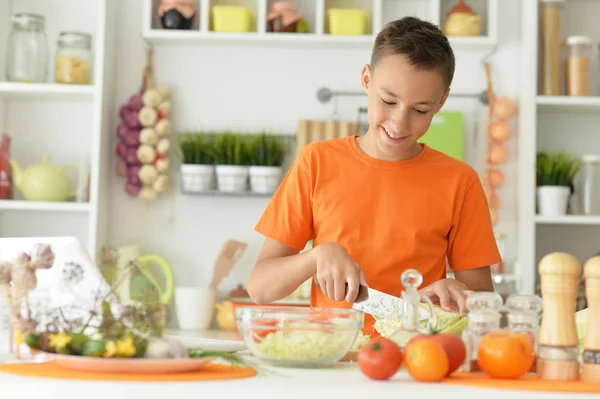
[0,200,91,213]
[536,96,600,112]
[0,82,95,101]
[535,215,600,226]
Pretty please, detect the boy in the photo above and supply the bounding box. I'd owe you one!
[247,17,501,335]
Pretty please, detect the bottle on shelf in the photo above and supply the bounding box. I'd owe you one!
[539,0,564,96]
[582,255,600,383]
[536,252,581,381]
[565,35,593,97]
[461,291,504,372]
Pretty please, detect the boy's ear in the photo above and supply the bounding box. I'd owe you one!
[360,64,372,93]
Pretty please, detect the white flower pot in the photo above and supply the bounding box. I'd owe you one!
[215,165,249,192]
[537,185,571,216]
[181,164,214,193]
[249,166,282,194]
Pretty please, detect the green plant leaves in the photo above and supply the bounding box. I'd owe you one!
[536,151,581,187]
[178,130,288,167]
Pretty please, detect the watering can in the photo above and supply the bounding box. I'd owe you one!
[100,244,174,306]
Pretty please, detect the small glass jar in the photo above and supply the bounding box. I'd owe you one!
[579,155,600,215]
[55,31,93,85]
[565,35,592,96]
[5,13,49,83]
[461,292,504,372]
[505,294,543,373]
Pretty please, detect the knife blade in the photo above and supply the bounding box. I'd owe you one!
[352,287,430,321]
[313,278,430,321]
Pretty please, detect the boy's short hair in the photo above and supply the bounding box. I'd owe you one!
[370,16,456,89]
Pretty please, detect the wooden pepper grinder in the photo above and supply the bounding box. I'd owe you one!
[537,252,581,381]
[582,255,600,382]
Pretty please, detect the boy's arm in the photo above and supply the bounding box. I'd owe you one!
[453,266,494,292]
[247,238,318,304]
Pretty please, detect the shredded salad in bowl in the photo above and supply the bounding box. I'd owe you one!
[235,306,363,368]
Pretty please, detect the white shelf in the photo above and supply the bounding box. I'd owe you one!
[142,29,496,49]
[537,96,600,112]
[0,200,91,213]
[142,0,498,50]
[0,82,95,101]
[535,215,600,226]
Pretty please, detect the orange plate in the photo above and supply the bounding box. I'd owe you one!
[50,354,215,374]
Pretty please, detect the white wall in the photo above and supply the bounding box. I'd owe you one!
[107,0,523,299]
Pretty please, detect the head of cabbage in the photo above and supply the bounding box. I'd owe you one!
[351,304,469,350]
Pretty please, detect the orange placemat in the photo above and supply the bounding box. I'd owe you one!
[0,361,256,382]
[445,372,600,393]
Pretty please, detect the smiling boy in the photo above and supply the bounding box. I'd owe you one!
[247,17,501,335]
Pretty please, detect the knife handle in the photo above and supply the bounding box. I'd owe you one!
[314,277,369,303]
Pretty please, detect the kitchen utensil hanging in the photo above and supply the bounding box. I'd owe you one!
[296,119,359,154]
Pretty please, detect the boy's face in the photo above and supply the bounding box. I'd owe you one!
[360,53,449,161]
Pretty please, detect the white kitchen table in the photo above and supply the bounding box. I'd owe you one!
[0,329,594,398]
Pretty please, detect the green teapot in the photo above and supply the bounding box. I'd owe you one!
[100,245,174,306]
[10,155,79,201]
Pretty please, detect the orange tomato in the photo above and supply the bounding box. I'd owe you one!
[404,338,449,382]
[358,337,403,380]
[477,331,534,379]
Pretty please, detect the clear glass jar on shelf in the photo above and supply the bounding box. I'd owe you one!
[461,292,504,372]
[54,31,93,85]
[505,294,543,373]
[565,35,592,97]
[5,13,49,83]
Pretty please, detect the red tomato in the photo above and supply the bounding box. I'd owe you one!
[250,319,278,342]
[358,337,403,380]
[430,333,467,376]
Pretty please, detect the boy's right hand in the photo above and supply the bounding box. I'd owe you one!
[314,242,369,303]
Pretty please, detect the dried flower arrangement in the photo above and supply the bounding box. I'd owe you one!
[0,242,271,375]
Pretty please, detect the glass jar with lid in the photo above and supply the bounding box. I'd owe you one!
[565,35,593,96]
[5,13,49,83]
[55,31,93,85]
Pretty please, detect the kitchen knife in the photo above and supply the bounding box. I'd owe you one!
[313,278,430,321]
[352,287,430,321]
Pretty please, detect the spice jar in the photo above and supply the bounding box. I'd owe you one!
[5,13,49,83]
[505,294,543,372]
[539,0,564,95]
[565,35,592,96]
[461,292,503,372]
[55,31,93,85]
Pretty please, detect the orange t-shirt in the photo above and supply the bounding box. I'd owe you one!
[254,136,501,336]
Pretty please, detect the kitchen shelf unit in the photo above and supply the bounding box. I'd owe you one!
[519,0,600,294]
[142,0,498,49]
[0,0,118,257]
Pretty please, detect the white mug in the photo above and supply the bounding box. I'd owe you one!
[174,286,216,330]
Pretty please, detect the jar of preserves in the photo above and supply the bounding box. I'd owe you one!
[55,31,93,85]
[565,35,593,96]
[5,13,49,83]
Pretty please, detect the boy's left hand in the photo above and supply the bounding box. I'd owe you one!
[418,278,473,316]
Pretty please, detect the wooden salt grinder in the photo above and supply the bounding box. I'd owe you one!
[537,252,581,381]
[582,256,600,383]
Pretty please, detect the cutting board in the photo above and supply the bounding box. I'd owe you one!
[418,111,464,161]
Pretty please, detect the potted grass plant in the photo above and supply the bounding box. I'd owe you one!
[247,132,287,194]
[211,131,249,193]
[178,132,215,193]
[536,151,581,216]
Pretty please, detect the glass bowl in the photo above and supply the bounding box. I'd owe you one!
[235,306,363,368]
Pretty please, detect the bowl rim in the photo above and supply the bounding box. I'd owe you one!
[234,305,362,316]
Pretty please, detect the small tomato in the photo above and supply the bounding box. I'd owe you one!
[478,331,534,379]
[358,337,403,380]
[430,333,467,376]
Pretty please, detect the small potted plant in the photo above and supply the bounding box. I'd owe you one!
[211,131,249,193]
[536,151,581,216]
[247,132,286,194]
[178,132,214,193]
